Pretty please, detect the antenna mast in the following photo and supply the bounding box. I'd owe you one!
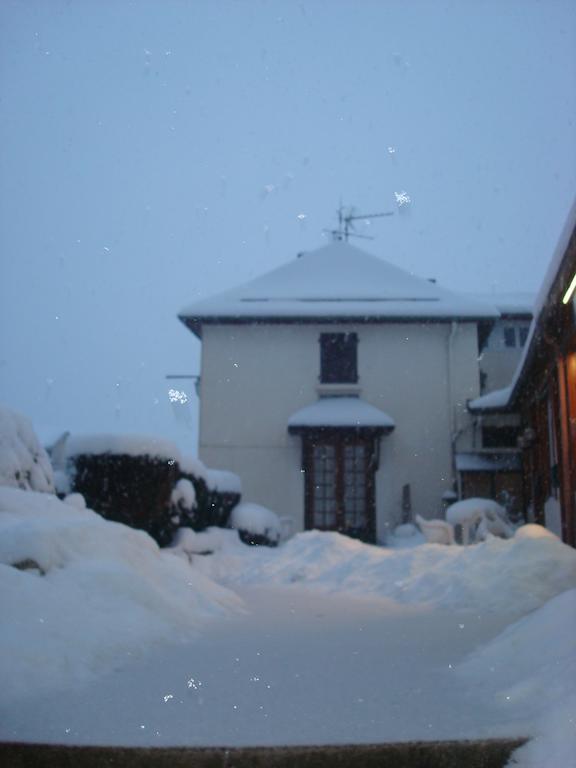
[330,204,394,241]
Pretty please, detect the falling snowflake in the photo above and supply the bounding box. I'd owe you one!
[296,213,307,220]
[387,146,396,154]
[168,388,188,404]
[395,190,411,207]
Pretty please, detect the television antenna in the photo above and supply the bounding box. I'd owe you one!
[327,204,394,242]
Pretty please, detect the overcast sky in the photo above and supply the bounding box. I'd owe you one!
[1,0,575,455]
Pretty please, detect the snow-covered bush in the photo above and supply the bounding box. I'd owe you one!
[0,406,55,494]
[65,434,180,546]
[62,438,242,545]
[230,501,281,547]
[170,477,196,527]
[178,455,241,532]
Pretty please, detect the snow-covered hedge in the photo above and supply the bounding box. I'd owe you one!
[66,438,180,547]
[0,487,241,701]
[178,456,241,533]
[61,436,242,544]
[0,406,55,494]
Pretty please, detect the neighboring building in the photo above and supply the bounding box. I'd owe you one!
[469,200,576,547]
[179,240,503,543]
[458,294,533,519]
[474,294,533,396]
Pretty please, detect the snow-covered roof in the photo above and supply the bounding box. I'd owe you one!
[455,452,521,472]
[468,198,576,414]
[464,292,534,317]
[468,386,513,413]
[287,396,395,432]
[180,242,499,335]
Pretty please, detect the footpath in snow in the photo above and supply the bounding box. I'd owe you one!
[0,585,521,747]
[1,488,575,765]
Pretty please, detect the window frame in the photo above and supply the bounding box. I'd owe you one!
[319,332,358,384]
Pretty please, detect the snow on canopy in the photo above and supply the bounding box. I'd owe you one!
[0,406,55,493]
[455,449,520,472]
[179,241,500,334]
[467,385,513,412]
[288,396,395,430]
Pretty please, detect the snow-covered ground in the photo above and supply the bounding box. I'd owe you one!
[0,488,242,701]
[1,489,575,765]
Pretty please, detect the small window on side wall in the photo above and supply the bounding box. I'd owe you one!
[503,327,516,348]
[320,332,358,383]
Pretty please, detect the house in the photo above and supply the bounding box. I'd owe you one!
[456,293,533,519]
[178,240,511,543]
[469,200,576,547]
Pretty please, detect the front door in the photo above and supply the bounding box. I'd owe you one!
[304,434,376,543]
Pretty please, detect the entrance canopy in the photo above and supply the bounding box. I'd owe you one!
[288,396,395,435]
[455,452,521,472]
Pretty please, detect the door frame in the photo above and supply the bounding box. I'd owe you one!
[301,428,380,543]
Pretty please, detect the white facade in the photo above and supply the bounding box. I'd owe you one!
[479,318,532,394]
[181,242,500,542]
[196,322,481,542]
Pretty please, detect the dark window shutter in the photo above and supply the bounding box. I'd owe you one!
[320,333,358,383]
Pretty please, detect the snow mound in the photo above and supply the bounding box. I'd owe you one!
[230,502,281,544]
[446,497,506,525]
[0,406,55,493]
[198,527,576,615]
[458,588,576,766]
[0,487,242,701]
[172,526,242,558]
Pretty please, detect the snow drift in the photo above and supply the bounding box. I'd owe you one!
[0,406,55,493]
[458,587,576,767]
[194,525,576,616]
[0,487,242,701]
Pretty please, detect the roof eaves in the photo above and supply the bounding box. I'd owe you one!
[180,312,498,328]
[508,200,576,407]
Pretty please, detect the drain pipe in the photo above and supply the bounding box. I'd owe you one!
[447,321,459,495]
